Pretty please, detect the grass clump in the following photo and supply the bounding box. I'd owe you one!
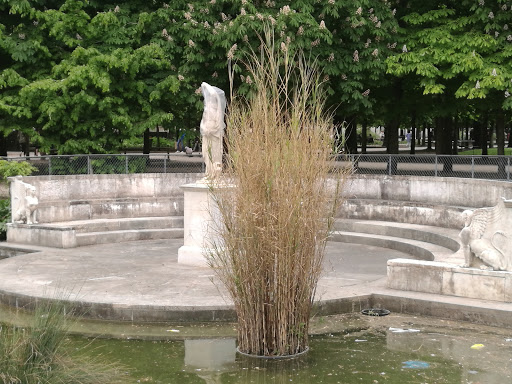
[207,31,349,357]
[0,299,125,384]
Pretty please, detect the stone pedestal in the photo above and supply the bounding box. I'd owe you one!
[387,258,512,302]
[178,182,220,267]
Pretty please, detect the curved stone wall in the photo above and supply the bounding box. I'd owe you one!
[339,174,512,228]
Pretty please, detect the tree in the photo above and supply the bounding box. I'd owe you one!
[0,1,181,154]
[386,0,512,154]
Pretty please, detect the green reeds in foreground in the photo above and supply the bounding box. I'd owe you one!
[0,299,125,384]
[207,31,349,357]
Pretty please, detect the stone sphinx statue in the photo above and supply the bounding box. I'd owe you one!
[200,82,226,179]
[11,176,38,225]
[459,198,512,271]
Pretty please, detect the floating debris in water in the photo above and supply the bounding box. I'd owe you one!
[389,327,420,333]
[471,344,485,350]
[167,329,180,333]
[361,308,390,316]
[402,360,430,369]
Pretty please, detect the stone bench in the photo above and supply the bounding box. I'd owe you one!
[7,173,202,248]
[339,198,467,229]
[8,216,184,248]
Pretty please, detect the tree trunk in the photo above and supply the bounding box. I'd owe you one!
[496,111,505,155]
[385,118,399,154]
[452,116,458,155]
[481,116,488,156]
[0,135,7,157]
[361,121,367,154]
[427,125,432,150]
[344,116,358,154]
[435,117,453,174]
[435,117,452,155]
[410,111,416,155]
[489,120,495,149]
[143,128,151,154]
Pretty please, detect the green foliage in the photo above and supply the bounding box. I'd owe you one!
[90,156,147,174]
[0,299,126,384]
[48,157,88,175]
[0,199,9,240]
[387,0,512,108]
[1,0,511,155]
[0,160,36,181]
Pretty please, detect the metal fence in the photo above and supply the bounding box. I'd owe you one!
[1,154,205,176]
[342,154,512,181]
[3,153,512,181]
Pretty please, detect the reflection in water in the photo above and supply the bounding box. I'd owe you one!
[67,318,512,384]
[183,338,236,384]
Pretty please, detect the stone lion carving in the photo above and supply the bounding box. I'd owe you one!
[11,176,38,225]
[459,198,511,271]
[200,82,226,179]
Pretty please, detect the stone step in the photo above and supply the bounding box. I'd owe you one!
[330,231,463,262]
[76,228,184,247]
[46,216,184,233]
[334,219,461,252]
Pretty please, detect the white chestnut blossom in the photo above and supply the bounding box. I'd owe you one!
[353,50,359,62]
[227,43,238,59]
[475,80,481,89]
[402,44,408,53]
[280,5,291,15]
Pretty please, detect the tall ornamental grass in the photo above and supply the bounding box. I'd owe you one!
[207,34,349,357]
[0,299,125,384]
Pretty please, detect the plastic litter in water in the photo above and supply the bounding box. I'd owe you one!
[167,329,180,333]
[402,360,430,369]
[470,344,485,350]
[389,327,420,333]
